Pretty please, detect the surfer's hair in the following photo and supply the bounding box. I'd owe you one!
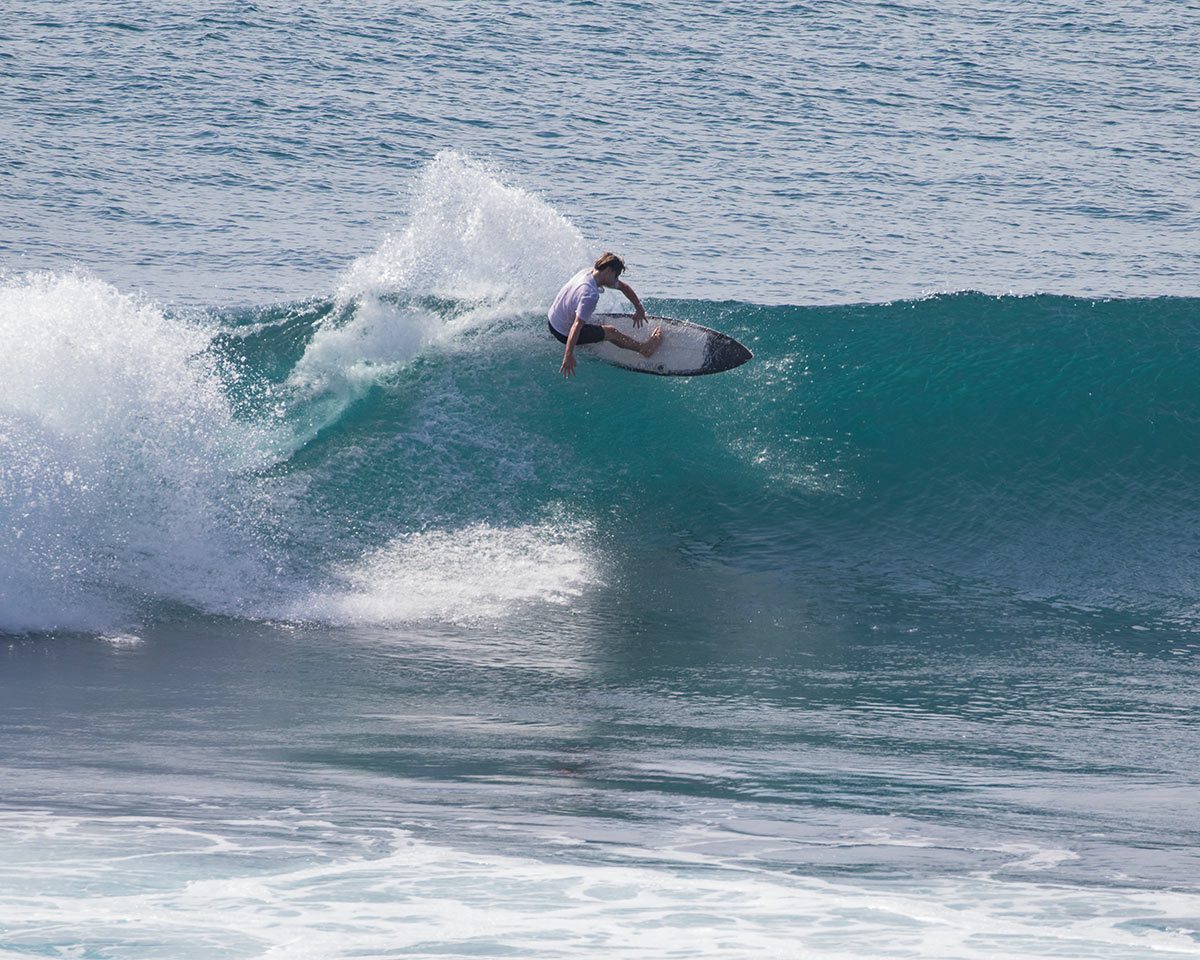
[594,252,625,276]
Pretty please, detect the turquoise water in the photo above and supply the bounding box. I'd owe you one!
[3,4,1200,958]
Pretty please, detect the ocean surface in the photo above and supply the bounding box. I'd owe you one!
[3,3,1200,958]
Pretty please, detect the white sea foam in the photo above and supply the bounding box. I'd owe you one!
[288,152,591,407]
[99,632,144,648]
[278,151,601,467]
[290,521,594,625]
[1,809,1197,960]
[285,294,443,396]
[338,150,590,307]
[0,272,280,632]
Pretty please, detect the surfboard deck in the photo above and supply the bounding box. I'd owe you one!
[580,313,752,376]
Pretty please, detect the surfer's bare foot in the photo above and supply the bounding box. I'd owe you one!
[639,327,663,357]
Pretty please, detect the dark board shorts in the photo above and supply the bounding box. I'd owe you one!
[548,320,606,345]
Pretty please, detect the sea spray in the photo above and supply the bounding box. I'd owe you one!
[0,272,281,631]
[337,150,591,306]
[288,521,596,626]
[280,152,598,446]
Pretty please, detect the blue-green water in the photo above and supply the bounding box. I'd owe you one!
[3,4,1200,957]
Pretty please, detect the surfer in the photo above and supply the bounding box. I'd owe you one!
[549,253,662,377]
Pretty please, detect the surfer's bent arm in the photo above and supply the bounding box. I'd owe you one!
[616,281,646,326]
[560,316,584,377]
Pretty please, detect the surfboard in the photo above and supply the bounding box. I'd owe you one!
[580,313,753,376]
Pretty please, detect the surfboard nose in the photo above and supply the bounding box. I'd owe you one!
[706,335,753,373]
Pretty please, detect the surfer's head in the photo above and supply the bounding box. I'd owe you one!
[593,252,625,287]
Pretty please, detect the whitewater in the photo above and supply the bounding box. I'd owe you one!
[4,3,1200,958]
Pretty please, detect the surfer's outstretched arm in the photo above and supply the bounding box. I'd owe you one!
[560,317,583,377]
[616,281,647,327]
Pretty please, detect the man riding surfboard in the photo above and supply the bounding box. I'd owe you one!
[548,253,663,377]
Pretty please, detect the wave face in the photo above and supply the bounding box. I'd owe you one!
[3,157,1198,635]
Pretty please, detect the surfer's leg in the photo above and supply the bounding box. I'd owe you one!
[601,325,663,357]
[639,327,663,357]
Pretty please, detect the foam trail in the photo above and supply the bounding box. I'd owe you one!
[295,151,592,404]
[281,150,596,452]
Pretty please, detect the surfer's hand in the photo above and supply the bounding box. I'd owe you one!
[632,307,647,327]
[560,351,576,377]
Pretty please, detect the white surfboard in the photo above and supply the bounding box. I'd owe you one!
[580,313,752,376]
